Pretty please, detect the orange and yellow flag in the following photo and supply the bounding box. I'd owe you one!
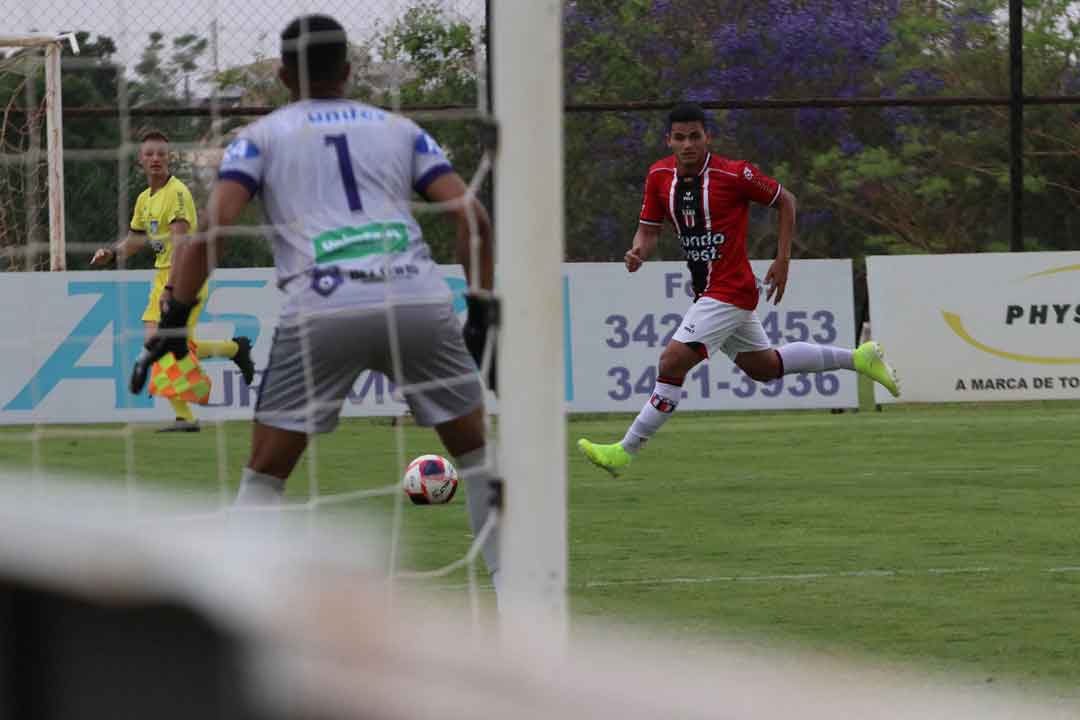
[147,341,212,404]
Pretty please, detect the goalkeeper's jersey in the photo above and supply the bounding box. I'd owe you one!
[217,99,455,311]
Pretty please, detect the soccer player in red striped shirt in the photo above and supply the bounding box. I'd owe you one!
[578,103,900,476]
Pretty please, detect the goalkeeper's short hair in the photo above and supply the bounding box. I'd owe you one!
[281,14,348,85]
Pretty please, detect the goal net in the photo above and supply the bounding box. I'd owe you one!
[0,1,550,629]
[3,2,1080,717]
[0,35,70,271]
[0,472,1074,719]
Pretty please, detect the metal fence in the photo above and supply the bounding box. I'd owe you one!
[2,0,1079,280]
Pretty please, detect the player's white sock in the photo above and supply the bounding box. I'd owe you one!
[622,377,683,454]
[777,342,854,374]
[235,468,285,506]
[456,445,500,589]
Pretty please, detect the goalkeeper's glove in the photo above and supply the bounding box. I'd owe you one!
[129,296,194,394]
[462,293,498,393]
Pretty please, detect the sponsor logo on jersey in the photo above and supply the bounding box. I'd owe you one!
[149,220,159,235]
[680,231,725,248]
[682,208,696,227]
[307,107,385,125]
[223,138,261,163]
[313,221,411,264]
[680,231,726,263]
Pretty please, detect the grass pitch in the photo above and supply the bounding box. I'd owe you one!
[2,400,1079,691]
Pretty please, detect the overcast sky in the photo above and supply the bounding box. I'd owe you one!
[1,0,483,75]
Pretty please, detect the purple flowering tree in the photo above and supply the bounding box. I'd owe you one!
[562,0,1080,263]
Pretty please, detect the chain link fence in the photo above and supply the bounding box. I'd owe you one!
[1,0,487,270]
[1,0,1078,277]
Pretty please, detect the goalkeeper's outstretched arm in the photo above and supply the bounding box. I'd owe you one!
[423,170,496,390]
[425,172,493,293]
[170,179,251,304]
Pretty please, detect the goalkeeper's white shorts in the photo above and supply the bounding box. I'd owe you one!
[254,299,483,434]
[670,296,772,361]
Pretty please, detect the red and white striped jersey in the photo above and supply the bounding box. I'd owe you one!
[639,153,781,310]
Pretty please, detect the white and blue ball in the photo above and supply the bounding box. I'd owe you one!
[402,454,458,505]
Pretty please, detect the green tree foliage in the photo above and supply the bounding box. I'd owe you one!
[563,0,1080,265]
[372,1,487,264]
[7,2,1077,275]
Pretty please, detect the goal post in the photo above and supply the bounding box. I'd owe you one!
[491,0,569,644]
[0,32,78,271]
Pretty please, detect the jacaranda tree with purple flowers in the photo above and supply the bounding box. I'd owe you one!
[562,0,1080,265]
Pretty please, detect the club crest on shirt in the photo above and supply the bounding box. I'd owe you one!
[743,166,753,180]
[149,219,158,234]
[681,190,696,227]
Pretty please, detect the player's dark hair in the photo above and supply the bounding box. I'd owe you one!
[668,102,708,130]
[138,128,169,144]
[281,14,348,85]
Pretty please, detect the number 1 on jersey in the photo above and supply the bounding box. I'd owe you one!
[324,134,363,211]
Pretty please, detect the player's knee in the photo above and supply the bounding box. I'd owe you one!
[435,407,486,458]
[658,342,700,379]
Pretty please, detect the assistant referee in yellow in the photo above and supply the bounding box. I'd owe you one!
[92,129,254,432]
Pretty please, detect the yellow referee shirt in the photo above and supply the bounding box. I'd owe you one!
[130,175,198,270]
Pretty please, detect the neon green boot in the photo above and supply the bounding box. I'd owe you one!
[577,438,633,477]
[854,341,900,398]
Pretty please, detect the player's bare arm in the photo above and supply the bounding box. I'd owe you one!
[424,169,497,393]
[171,179,251,304]
[764,187,797,304]
[425,172,493,292]
[90,231,147,266]
[625,222,660,273]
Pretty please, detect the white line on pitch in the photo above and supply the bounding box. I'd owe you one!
[427,564,1080,592]
[581,566,996,588]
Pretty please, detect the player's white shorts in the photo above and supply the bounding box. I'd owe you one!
[670,296,772,360]
[255,297,483,434]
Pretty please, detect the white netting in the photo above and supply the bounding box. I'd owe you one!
[0,45,48,271]
[0,2,499,621]
[1,473,1076,719]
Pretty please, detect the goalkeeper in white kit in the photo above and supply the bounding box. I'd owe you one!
[131,14,501,589]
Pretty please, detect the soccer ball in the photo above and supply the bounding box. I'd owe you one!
[402,454,459,505]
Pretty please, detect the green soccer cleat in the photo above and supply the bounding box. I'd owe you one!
[854,341,900,398]
[577,438,633,477]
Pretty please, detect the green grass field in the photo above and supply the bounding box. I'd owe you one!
[3,399,1080,694]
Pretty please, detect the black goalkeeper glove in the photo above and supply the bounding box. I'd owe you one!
[129,296,194,395]
[462,293,498,394]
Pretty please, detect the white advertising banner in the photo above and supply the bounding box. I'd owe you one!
[565,260,857,412]
[866,252,1080,403]
[1,260,856,425]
